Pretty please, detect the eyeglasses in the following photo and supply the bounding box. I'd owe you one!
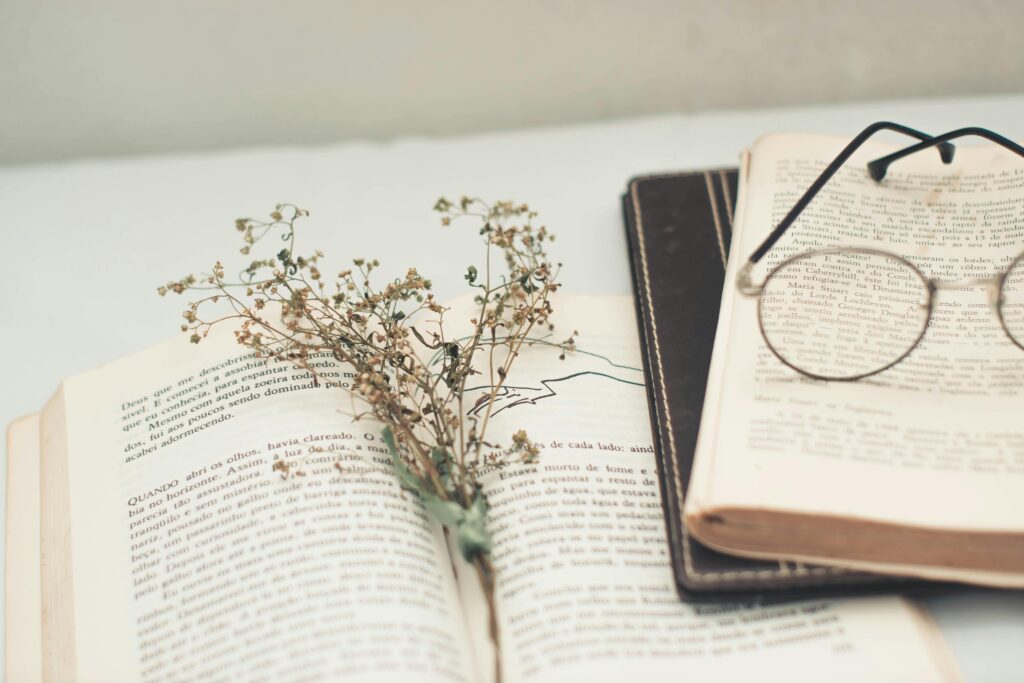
[737,122,1024,381]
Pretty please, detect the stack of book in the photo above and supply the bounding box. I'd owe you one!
[624,132,1024,608]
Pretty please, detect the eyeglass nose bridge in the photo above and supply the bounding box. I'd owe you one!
[929,275,1003,308]
[736,262,763,297]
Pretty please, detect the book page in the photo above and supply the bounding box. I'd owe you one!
[691,134,1024,538]
[45,330,480,682]
[455,295,956,683]
[6,414,43,683]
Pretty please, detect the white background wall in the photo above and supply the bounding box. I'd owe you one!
[1,0,1022,165]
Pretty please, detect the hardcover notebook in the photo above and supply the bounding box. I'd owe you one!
[622,170,927,600]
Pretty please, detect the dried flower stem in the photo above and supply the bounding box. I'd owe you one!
[473,554,501,683]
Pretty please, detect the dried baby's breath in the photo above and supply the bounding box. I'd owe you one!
[160,198,568,682]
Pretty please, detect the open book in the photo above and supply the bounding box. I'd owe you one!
[686,132,1024,588]
[7,295,958,682]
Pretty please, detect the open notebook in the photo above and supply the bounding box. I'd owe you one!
[6,295,959,682]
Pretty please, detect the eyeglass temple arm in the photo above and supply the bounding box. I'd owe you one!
[745,122,954,266]
[867,127,1024,181]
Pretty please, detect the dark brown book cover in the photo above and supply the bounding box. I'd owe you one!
[622,170,934,600]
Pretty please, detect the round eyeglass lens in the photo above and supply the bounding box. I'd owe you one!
[999,253,1024,350]
[758,249,931,380]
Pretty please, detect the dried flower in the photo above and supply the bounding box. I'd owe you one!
[160,198,570,683]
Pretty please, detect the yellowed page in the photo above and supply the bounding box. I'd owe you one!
[6,414,43,683]
[48,330,480,682]
[697,543,1024,589]
[40,390,75,682]
[457,295,957,683]
[689,134,1024,565]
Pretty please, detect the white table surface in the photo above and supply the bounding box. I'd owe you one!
[4,94,1024,681]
